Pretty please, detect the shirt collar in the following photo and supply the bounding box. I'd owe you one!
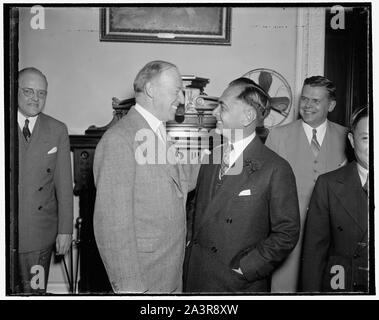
[302,119,328,145]
[134,103,163,134]
[18,110,38,133]
[356,162,368,186]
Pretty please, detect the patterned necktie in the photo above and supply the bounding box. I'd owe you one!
[310,128,321,157]
[219,143,233,180]
[23,119,31,142]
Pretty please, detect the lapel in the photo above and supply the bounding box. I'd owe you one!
[332,161,368,233]
[19,114,50,154]
[128,106,182,191]
[196,136,265,232]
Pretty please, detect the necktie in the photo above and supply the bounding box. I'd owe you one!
[156,123,167,144]
[363,176,368,194]
[310,128,321,157]
[23,119,31,142]
[219,143,233,180]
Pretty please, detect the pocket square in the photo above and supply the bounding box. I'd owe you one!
[47,147,57,154]
[238,189,251,196]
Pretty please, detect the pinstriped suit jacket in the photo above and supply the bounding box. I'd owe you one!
[18,113,73,253]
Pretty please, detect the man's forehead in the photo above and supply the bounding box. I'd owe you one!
[19,71,47,87]
[302,85,328,96]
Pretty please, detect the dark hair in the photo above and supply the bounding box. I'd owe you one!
[133,60,177,93]
[350,107,368,133]
[229,77,270,122]
[303,76,336,100]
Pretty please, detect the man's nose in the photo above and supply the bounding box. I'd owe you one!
[31,90,39,101]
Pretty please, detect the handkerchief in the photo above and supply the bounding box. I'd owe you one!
[238,189,251,196]
[47,147,57,154]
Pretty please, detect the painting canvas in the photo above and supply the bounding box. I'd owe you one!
[100,7,231,45]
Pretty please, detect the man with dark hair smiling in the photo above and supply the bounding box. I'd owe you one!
[266,76,348,292]
[301,107,369,292]
[184,79,299,293]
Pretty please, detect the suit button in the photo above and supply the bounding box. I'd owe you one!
[193,239,198,245]
[47,168,51,173]
[211,246,217,253]
[314,160,318,164]
[38,187,43,191]
[38,206,43,210]
[337,226,343,232]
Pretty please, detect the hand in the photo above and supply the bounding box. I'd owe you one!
[232,268,243,275]
[55,234,72,256]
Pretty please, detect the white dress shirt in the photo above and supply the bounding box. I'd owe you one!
[357,162,368,187]
[226,131,256,170]
[302,120,327,146]
[18,111,38,133]
[134,103,166,142]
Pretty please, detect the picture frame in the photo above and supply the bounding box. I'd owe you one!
[99,7,231,45]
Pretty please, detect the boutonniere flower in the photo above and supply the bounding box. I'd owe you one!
[244,159,261,174]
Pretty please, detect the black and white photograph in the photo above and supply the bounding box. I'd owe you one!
[2,1,374,300]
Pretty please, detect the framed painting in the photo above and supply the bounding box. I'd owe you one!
[100,7,231,45]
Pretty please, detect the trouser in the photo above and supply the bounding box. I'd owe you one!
[18,246,54,294]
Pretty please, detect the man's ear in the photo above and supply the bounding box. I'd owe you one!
[348,132,355,149]
[243,107,256,126]
[145,81,154,99]
[328,99,336,112]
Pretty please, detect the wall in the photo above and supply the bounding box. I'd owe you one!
[19,6,298,134]
[18,6,301,293]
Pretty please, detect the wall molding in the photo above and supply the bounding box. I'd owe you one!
[294,7,326,116]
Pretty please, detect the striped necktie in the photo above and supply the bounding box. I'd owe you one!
[23,119,31,142]
[219,143,233,180]
[310,128,321,157]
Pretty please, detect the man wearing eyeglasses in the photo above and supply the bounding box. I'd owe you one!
[17,67,73,294]
[266,76,348,292]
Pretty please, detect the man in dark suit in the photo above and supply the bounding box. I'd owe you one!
[300,107,369,292]
[18,67,73,293]
[184,79,300,293]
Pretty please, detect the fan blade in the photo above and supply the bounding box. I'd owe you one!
[258,71,273,93]
[270,97,290,112]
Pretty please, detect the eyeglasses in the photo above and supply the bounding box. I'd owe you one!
[20,87,47,99]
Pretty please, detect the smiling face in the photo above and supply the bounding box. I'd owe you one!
[151,67,184,122]
[18,70,48,117]
[213,85,256,139]
[348,116,368,170]
[299,85,336,128]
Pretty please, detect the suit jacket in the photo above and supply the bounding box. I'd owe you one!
[93,106,198,293]
[300,162,369,292]
[184,136,300,293]
[265,119,347,291]
[18,113,73,253]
